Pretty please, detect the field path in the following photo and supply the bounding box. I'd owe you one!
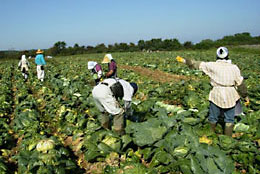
[119,64,194,83]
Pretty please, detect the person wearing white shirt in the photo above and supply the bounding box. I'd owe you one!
[92,78,138,135]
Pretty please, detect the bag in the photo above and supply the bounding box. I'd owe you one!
[235,100,243,116]
[110,80,124,99]
[41,66,44,70]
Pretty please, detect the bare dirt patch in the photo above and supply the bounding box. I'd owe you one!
[119,64,194,83]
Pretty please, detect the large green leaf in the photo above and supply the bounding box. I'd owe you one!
[190,156,204,174]
[207,158,222,174]
[125,118,168,146]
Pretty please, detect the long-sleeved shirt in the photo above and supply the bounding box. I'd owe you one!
[188,59,243,108]
[18,56,29,71]
[35,54,46,65]
[94,64,103,78]
[107,60,117,78]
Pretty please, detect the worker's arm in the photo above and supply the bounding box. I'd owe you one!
[237,81,250,106]
[186,59,202,69]
[105,70,114,77]
[18,61,21,67]
[97,70,102,79]
[124,101,133,118]
[176,56,201,69]
[237,81,247,98]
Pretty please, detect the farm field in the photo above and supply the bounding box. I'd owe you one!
[0,49,260,173]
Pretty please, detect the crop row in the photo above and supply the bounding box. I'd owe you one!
[0,51,260,173]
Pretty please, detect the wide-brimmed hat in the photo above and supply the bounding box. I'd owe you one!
[102,54,113,63]
[36,49,44,54]
[216,47,229,59]
[88,61,97,70]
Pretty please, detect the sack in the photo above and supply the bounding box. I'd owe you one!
[235,100,243,116]
[41,66,44,70]
[110,81,124,99]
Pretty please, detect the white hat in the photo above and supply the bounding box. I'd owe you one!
[216,47,229,59]
[88,61,97,70]
[102,54,113,63]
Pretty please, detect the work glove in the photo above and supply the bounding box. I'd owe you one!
[176,56,186,63]
[244,96,250,106]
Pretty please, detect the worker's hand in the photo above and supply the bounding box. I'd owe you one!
[244,96,250,106]
[176,56,186,63]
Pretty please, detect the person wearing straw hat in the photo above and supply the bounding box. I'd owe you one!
[102,54,117,78]
[176,47,249,136]
[35,49,46,82]
[88,61,103,85]
[18,54,30,81]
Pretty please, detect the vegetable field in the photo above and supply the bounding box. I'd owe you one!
[0,49,260,174]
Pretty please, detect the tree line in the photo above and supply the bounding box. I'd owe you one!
[1,32,259,59]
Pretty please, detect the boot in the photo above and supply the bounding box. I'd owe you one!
[224,123,234,137]
[102,121,110,129]
[114,129,125,136]
[99,112,110,129]
[210,123,216,133]
[113,111,125,135]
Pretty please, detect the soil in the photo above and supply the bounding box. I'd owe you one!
[119,64,195,83]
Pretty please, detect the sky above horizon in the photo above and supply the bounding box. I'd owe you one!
[1,0,260,50]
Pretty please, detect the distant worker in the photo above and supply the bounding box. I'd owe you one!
[92,78,138,135]
[88,61,103,85]
[176,47,249,136]
[102,54,117,78]
[35,49,46,82]
[18,54,30,81]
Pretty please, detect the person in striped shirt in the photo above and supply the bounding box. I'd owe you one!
[176,47,249,136]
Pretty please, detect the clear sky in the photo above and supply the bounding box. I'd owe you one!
[1,0,260,50]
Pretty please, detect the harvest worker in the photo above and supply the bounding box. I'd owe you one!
[88,61,103,85]
[35,49,46,82]
[102,54,117,78]
[176,47,249,136]
[92,78,138,135]
[18,54,30,81]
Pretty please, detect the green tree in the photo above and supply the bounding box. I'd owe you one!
[183,41,193,49]
[138,40,145,51]
[0,51,5,59]
[195,39,215,49]
[118,43,129,52]
[49,41,67,55]
[162,39,182,50]
[129,42,138,52]
[95,43,107,53]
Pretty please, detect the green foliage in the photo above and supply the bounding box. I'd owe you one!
[0,49,259,173]
[2,32,259,59]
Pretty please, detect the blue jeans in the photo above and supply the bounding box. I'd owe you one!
[208,102,235,124]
